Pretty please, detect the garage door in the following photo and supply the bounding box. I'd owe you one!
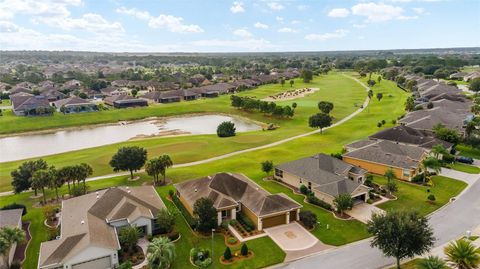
[72,256,111,269]
[262,214,286,229]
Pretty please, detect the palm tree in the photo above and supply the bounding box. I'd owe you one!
[421,157,442,184]
[417,255,448,269]
[158,155,173,185]
[32,169,53,204]
[431,144,448,159]
[444,238,480,269]
[0,226,26,269]
[147,237,176,269]
[384,169,395,181]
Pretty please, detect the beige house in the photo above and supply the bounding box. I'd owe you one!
[174,173,302,230]
[38,186,166,269]
[275,154,369,206]
[0,209,23,269]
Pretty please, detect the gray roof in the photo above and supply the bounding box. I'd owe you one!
[345,139,377,150]
[369,125,453,149]
[399,107,471,134]
[11,94,50,111]
[54,96,94,107]
[276,154,367,197]
[174,173,301,217]
[0,209,22,228]
[343,140,426,169]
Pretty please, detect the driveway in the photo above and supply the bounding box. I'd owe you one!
[440,167,479,185]
[264,222,319,251]
[346,203,385,224]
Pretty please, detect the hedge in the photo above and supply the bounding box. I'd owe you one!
[172,196,197,229]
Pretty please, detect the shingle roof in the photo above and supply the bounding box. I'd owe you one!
[11,94,50,111]
[369,125,453,149]
[399,107,470,134]
[276,154,367,197]
[343,140,426,169]
[54,96,94,107]
[174,173,301,217]
[0,209,22,228]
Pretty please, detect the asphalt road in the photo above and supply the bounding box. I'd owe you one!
[278,174,480,269]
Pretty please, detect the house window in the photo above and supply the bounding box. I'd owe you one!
[358,177,363,183]
[275,169,283,178]
[403,169,410,177]
[308,182,312,190]
[221,210,228,218]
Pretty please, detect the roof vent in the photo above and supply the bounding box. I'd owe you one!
[96,194,99,199]
[194,188,198,192]
[127,190,131,193]
[81,220,85,225]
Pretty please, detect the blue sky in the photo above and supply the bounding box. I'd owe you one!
[0,0,479,52]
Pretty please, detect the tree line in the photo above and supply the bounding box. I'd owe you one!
[230,95,295,118]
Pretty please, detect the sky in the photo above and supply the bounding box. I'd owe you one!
[0,0,479,52]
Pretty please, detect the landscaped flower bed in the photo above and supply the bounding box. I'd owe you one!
[220,249,254,264]
[119,245,145,266]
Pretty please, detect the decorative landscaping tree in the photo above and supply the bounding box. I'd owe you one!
[110,146,148,179]
[469,78,480,92]
[417,256,448,269]
[216,121,236,137]
[299,210,317,229]
[32,169,54,204]
[301,69,313,83]
[280,78,285,87]
[444,238,480,269]
[428,194,436,203]
[146,155,173,185]
[386,180,398,195]
[75,163,93,194]
[11,159,48,195]
[318,101,334,114]
[384,169,395,181]
[333,194,353,216]
[261,160,274,178]
[118,226,140,253]
[292,102,297,110]
[368,90,373,99]
[223,247,232,261]
[56,166,76,196]
[308,113,332,134]
[147,237,176,269]
[290,80,294,87]
[241,243,249,256]
[156,209,176,234]
[367,210,435,269]
[421,157,442,184]
[193,198,217,233]
[376,92,383,101]
[48,166,63,201]
[0,226,26,269]
[431,144,448,159]
[405,96,415,111]
[433,124,460,144]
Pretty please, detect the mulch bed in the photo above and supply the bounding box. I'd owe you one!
[13,222,31,263]
[222,230,240,247]
[333,212,352,219]
[220,251,254,265]
[119,245,145,266]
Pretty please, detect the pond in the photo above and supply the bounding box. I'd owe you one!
[0,114,261,162]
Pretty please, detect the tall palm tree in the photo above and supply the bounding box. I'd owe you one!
[158,155,173,185]
[444,239,480,269]
[421,157,442,184]
[417,255,448,269]
[147,237,176,269]
[431,144,448,159]
[32,169,53,204]
[0,226,26,268]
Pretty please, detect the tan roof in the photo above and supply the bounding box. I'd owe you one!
[174,173,301,217]
[0,209,22,228]
[39,186,165,268]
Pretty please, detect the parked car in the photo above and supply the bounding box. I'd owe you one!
[455,156,474,164]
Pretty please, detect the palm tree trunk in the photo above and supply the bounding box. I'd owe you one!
[130,170,134,179]
[34,188,38,196]
[67,180,71,195]
[42,187,46,204]
[396,257,400,269]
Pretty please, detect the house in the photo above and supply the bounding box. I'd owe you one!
[343,140,427,181]
[174,173,301,230]
[369,125,453,150]
[464,71,480,82]
[274,154,369,206]
[38,186,166,269]
[10,93,52,116]
[449,72,467,80]
[41,89,66,102]
[53,96,98,114]
[104,95,148,108]
[0,209,23,269]
[142,89,198,103]
[100,87,128,97]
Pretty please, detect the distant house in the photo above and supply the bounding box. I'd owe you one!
[449,72,467,80]
[275,154,369,206]
[369,125,453,150]
[142,89,198,103]
[10,93,53,116]
[41,89,66,102]
[174,173,301,230]
[343,140,427,181]
[104,95,148,108]
[190,83,236,98]
[38,186,166,269]
[100,87,128,97]
[464,71,480,82]
[0,209,23,269]
[53,96,97,114]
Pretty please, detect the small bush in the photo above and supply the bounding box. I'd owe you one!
[217,121,236,137]
[364,175,374,187]
[299,184,310,195]
[381,120,386,125]
[411,173,426,183]
[237,212,255,232]
[223,247,232,261]
[168,189,174,197]
[10,261,22,269]
[241,243,249,256]
[227,237,237,245]
[428,194,436,202]
[442,153,455,164]
[299,210,317,229]
[306,194,333,211]
[229,219,238,226]
[377,122,382,128]
[367,199,373,204]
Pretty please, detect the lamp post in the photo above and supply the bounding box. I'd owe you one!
[212,228,215,269]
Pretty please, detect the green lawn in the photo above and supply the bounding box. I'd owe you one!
[373,175,467,216]
[446,162,480,174]
[0,72,368,192]
[0,99,11,106]
[456,144,480,159]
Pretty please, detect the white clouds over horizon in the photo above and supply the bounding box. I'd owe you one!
[351,2,418,22]
[305,29,348,41]
[230,2,245,13]
[254,22,269,29]
[328,8,350,18]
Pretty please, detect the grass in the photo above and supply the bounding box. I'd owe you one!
[0,99,11,106]
[0,72,367,192]
[372,175,467,216]
[456,144,480,159]
[446,162,480,174]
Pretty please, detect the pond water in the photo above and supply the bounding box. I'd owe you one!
[0,114,261,162]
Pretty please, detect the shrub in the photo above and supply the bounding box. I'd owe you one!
[229,219,238,226]
[428,194,436,202]
[391,119,397,124]
[168,189,174,197]
[237,212,255,232]
[411,173,425,183]
[217,121,236,137]
[299,210,317,229]
[196,258,212,268]
[367,199,373,204]
[227,237,237,245]
[118,261,133,269]
[299,184,310,195]
[306,194,333,211]
[381,119,386,125]
[223,247,232,261]
[71,185,88,197]
[442,153,455,164]
[364,175,374,187]
[156,209,176,234]
[172,196,197,229]
[42,205,57,222]
[241,243,249,256]
[377,122,382,128]
[1,203,27,215]
[190,248,212,268]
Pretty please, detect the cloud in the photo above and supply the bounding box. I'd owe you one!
[230,1,245,13]
[276,16,284,22]
[351,2,416,22]
[278,27,297,33]
[267,2,284,11]
[412,7,425,14]
[353,23,366,28]
[305,29,348,41]
[34,13,124,34]
[0,0,81,20]
[233,28,253,38]
[328,8,350,18]
[297,5,308,11]
[254,22,269,29]
[0,20,21,32]
[291,20,300,25]
[117,7,203,33]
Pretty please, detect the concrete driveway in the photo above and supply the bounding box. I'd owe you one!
[440,167,479,185]
[346,203,385,224]
[264,222,319,251]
